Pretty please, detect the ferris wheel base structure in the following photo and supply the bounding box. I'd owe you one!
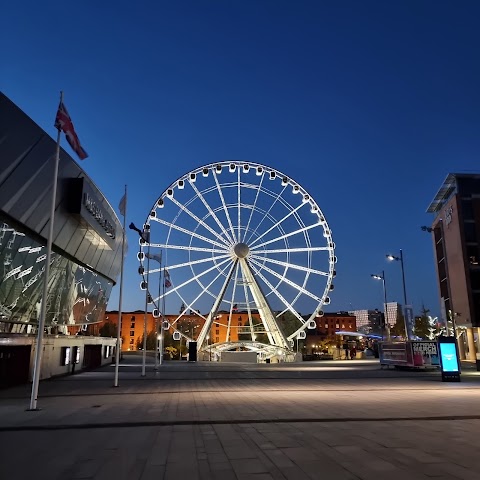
[138,160,337,361]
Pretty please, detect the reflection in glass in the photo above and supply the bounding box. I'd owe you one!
[0,220,112,326]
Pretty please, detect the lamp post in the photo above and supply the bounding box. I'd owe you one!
[130,222,150,377]
[386,250,410,340]
[371,271,390,341]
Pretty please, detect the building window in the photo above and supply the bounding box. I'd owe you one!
[342,324,345,329]
[130,331,135,336]
[131,316,135,321]
[336,324,339,328]
[216,329,219,334]
[130,322,135,328]
[215,337,219,342]
[129,338,134,345]
[325,324,328,328]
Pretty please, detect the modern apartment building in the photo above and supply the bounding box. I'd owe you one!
[427,173,480,361]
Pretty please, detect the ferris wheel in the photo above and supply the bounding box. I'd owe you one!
[138,160,336,354]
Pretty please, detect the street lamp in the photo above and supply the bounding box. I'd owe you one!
[386,249,409,340]
[371,271,391,341]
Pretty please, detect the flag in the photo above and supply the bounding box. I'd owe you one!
[145,252,162,264]
[119,193,127,217]
[164,269,172,288]
[54,100,88,160]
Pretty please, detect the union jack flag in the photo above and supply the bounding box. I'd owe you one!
[55,100,88,160]
[164,268,172,288]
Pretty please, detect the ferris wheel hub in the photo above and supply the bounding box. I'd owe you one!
[233,242,250,259]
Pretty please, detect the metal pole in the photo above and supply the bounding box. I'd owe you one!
[141,231,150,377]
[29,92,63,411]
[382,270,391,341]
[399,249,410,340]
[114,185,127,387]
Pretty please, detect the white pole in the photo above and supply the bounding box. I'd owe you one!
[29,91,63,410]
[141,229,150,377]
[114,185,127,387]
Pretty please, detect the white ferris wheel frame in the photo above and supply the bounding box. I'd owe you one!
[139,160,336,354]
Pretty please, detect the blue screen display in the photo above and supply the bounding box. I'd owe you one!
[439,343,459,372]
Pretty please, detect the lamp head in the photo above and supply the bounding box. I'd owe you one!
[371,274,383,280]
[386,254,397,261]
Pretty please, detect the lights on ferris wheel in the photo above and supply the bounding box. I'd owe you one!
[202,168,209,177]
[178,180,185,189]
[215,164,222,173]
[242,164,250,173]
[190,172,196,182]
[229,163,236,172]
[137,252,145,261]
[157,198,164,208]
[166,188,174,197]
[256,166,263,176]
[281,176,288,186]
[307,320,317,329]
[140,281,147,290]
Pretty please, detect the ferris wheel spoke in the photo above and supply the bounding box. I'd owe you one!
[159,257,231,299]
[150,243,227,254]
[165,260,233,325]
[151,217,228,249]
[226,262,241,341]
[242,276,256,338]
[169,196,232,247]
[249,257,323,303]
[189,180,235,244]
[243,171,265,243]
[248,203,305,248]
[247,262,306,325]
[245,184,287,245]
[237,168,241,242]
[251,246,330,254]
[213,170,237,242]
[250,254,330,277]
[250,223,320,250]
[165,254,231,271]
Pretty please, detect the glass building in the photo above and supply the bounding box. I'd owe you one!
[0,93,124,333]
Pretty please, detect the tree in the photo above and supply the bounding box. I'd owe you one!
[390,312,407,339]
[277,311,301,337]
[136,330,157,350]
[99,320,116,337]
[414,306,430,339]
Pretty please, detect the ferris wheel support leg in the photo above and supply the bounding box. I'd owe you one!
[239,259,289,349]
[197,260,238,351]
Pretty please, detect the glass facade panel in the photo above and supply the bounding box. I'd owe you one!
[0,220,112,326]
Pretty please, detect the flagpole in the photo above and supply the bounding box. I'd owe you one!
[114,185,127,387]
[142,227,151,377]
[29,91,63,410]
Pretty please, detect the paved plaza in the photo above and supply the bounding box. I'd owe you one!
[1,356,480,480]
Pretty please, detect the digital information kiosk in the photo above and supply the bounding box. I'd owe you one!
[437,336,461,382]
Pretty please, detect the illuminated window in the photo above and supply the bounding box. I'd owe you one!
[336,324,339,328]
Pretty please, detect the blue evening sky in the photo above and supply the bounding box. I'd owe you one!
[2,1,479,317]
